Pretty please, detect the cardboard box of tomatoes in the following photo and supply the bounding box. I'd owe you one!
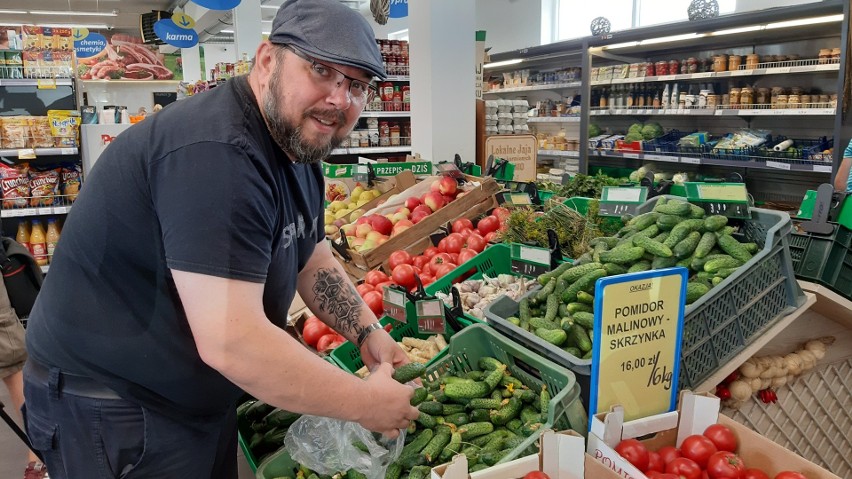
[433,430,622,479]
[587,392,841,479]
[331,173,501,278]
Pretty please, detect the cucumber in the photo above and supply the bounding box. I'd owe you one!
[236,399,256,419]
[411,387,428,406]
[442,404,466,415]
[385,463,403,479]
[438,431,463,463]
[712,276,724,286]
[420,430,452,464]
[442,413,469,426]
[691,253,731,271]
[468,398,503,410]
[491,397,522,426]
[633,235,673,258]
[654,199,691,216]
[418,401,443,416]
[529,316,558,330]
[347,470,368,479]
[478,357,504,371]
[244,400,274,421]
[521,422,544,437]
[431,389,449,403]
[628,260,652,273]
[519,298,531,326]
[592,242,609,263]
[559,316,574,332]
[694,232,717,258]
[577,291,595,305]
[633,224,661,239]
[663,224,691,249]
[569,324,592,352]
[676,255,694,269]
[459,422,494,440]
[743,242,759,254]
[559,262,605,283]
[400,429,434,458]
[537,261,574,286]
[599,247,645,265]
[628,212,661,231]
[572,311,595,329]
[500,375,524,389]
[603,262,629,275]
[483,366,506,391]
[562,268,607,303]
[704,256,743,273]
[673,231,702,258]
[393,363,426,383]
[704,215,728,232]
[262,408,301,428]
[409,466,432,479]
[557,303,570,318]
[716,267,739,278]
[534,278,557,304]
[480,449,511,467]
[416,412,438,429]
[566,302,593,314]
[515,389,538,404]
[590,237,619,248]
[563,346,582,357]
[520,406,540,423]
[652,256,679,269]
[656,214,682,231]
[470,464,489,473]
[470,409,491,422]
[717,234,753,263]
[506,418,523,436]
[686,283,710,304]
[544,294,560,323]
[653,231,670,243]
[688,203,706,219]
[535,327,567,346]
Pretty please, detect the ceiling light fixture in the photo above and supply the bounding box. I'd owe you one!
[483,58,524,69]
[640,33,704,45]
[261,5,280,9]
[765,14,843,30]
[38,23,113,29]
[710,25,764,36]
[29,9,118,17]
[602,41,640,50]
[220,29,234,33]
[0,9,27,15]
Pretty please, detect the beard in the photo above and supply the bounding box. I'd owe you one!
[263,73,349,164]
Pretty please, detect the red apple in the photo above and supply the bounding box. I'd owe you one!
[405,197,421,210]
[438,176,457,195]
[355,223,373,238]
[442,194,455,205]
[412,205,433,216]
[395,207,411,216]
[349,237,366,247]
[369,215,393,236]
[430,180,441,192]
[423,192,444,212]
[355,216,370,226]
[341,224,357,236]
[411,211,430,224]
[392,222,412,236]
[365,231,384,242]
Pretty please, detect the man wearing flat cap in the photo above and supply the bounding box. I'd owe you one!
[22,0,418,476]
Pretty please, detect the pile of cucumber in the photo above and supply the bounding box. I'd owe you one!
[508,198,759,359]
[391,359,548,476]
[237,399,302,464]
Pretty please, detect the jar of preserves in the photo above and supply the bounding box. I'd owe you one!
[800,94,812,107]
[729,87,741,107]
[775,94,788,109]
[687,57,699,74]
[740,86,754,106]
[756,88,770,104]
[788,94,801,108]
[645,62,656,77]
[728,55,742,71]
[702,57,714,73]
[401,85,411,111]
[746,54,760,69]
[790,86,804,95]
[832,48,841,62]
[819,49,832,64]
[655,61,669,76]
[389,123,401,146]
[713,54,728,72]
[379,121,390,146]
[819,94,830,106]
[681,59,689,74]
[668,59,681,75]
[721,93,731,107]
[707,94,719,108]
[390,40,401,55]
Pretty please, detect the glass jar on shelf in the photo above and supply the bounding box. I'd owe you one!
[713,54,728,72]
[389,123,401,146]
[818,49,832,64]
[746,54,760,69]
[728,55,742,71]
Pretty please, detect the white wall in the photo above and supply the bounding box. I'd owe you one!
[476,0,542,54]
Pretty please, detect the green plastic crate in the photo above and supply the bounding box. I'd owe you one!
[425,323,588,468]
[790,223,852,299]
[328,314,476,374]
[425,244,525,296]
[255,447,300,479]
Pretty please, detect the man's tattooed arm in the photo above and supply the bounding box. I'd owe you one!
[311,267,367,340]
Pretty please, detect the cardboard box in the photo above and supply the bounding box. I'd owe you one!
[326,170,419,235]
[322,160,432,205]
[332,174,501,274]
[432,430,622,479]
[587,392,841,479]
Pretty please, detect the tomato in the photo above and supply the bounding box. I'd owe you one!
[614,439,649,472]
[742,470,770,479]
[392,264,417,289]
[364,270,389,286]
[449,253,459,264]
[703,473,711,479]
[452,218,474,233]
[362,291,384,316]
[420,275,434,286]
[302,320,332,347]
[443,234,464,254]
[704,424,738,453]
[355,283,375,297]
[774,473,807,479]
[466,233,487,253]
[706,451,745,479]
[375,281,395,291]
[491,206,511,221]
[458,248,478,265]
[681,434,718,468]
[388,250,412,270]
[477,215,500,235]
[647,474,679,479]
[411,256,430,271]
[666,457,702,479]
[522,472,549,479]
[316,333,346,352]
[423,246,440,259]
[648,451,665,472]
[484,231,499,243]
[434,263,457,279]
[658,446,682,467]
[430,253,453,269]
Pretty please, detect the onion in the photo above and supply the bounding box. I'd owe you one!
[784,353,803,375]
[740,359,761,378]
[798,350,817,370]
[771,376,787,388]
[748,377,763,391]
[759,366,778,379]
[760,378,772,390]
[729,380,753,401]
[804,339,827,360]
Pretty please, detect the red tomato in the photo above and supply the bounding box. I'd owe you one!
[392,264,417,289]
[658,446,682,466]
[742,470,770,479]
[522,472,549,479]
[647,474,679,479]
[466,233,487,253]
[423,246,439,259]
[434,263,457,279]
[388,250,412,270]
[364,270,389,286]
[302,320,332,347]
[449,253,459,264]
[681,434,718,469]
[457,248,478,265]
[484,231,499,243]
[614,439,649,472]
[452,218,474,233]
[477,215,500,235]
[648,451,665,473]
[375,281,395,291]
[443,234,464,254]
[666,457,702,479]
[429,253,453,269]
[362,291,384,316]
[355,283,374,297]
[704,424,738,453]
[703,473,711,479]
[411,256,430,271]
[420,275,435,286]
[491,207,511,222]
[706,451,745,479]
[774,473,807,479]
[316,333,346,352]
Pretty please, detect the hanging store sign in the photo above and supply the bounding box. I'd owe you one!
[191,0,242,10]
[389,0,408,18]
[73,32,107,59]
[154,18,199,48]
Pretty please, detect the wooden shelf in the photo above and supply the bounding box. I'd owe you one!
[694,292,817,393]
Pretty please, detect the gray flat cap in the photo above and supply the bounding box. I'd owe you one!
[269,0,386,80]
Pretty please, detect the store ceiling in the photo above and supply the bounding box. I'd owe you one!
[0,0,365,40]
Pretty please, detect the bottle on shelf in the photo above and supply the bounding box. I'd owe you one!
[661,84,670,109]
[626,85,635,108]
[392,86,403,112]
[401,85,410,111]
[46,218,61,263]
[16,221,30,252]
[30,219,48,266]
[652,87,661,108]
[599,88,608,108]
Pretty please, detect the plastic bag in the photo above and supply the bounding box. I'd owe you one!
[284,415,405,479]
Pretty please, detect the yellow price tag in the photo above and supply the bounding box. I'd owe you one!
[172,13,196,30]
[18,148,36,159]
[697,184,747,202]
[37,79,56,90]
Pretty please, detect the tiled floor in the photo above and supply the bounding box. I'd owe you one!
[0,385,256,479]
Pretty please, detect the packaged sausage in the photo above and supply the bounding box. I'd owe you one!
[60,163,82,202]
[0,163,30,209]
[28,166,60,207]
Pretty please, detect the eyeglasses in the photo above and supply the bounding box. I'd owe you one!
[284,46,377,103]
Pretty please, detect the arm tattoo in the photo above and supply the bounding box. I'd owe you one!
[312,267,365,337]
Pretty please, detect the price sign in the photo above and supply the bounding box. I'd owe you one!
[510,244,551,277]
[502,192,533,206]
[17,148,36,159]
[813,165,832,173]
[37,79,56,90]
[589,268,687,423]
[598,186,648,217]
[382,286,408,323]
[766,160,792,171]
[696,183,747,202]
[60,148,76,155]
[732,69,752,76]
[352,164,371,183]
[37,207,53,215]
[622,152,641,159]
[688,183,750,219]
[680,156,701,165]
[645,154,678,163]
[416,299,446,334]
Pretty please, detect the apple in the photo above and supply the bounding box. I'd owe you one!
[392,219,414,235]
[369,215,394,236]
[395,207,411,216]
[391,212,408,223]
[366,231,384,242]
[341,224,357,236]
[349,208,366,221]
[355,216,370,226]
[411,211,430,224]
[405,197,421,210]
[423,192,444,212]
[333,218,346,228]
[358,239,376,252]
[442,194,455,205]
[324,225,338,235]
[438,176,457,195]
[430,180,441,192]
[355,223,373,239]
[349,237,366,247]
[376,236,389,245]
[412,205,433,216]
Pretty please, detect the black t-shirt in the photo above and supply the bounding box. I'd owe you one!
[26,76,325,418]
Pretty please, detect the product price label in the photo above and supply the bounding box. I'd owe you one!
[416,299,446,334]
[813,165,832,173]
[692,72,713,79]
[680,157,701,165]
[36,79,56,90]
[60,148,76,155]
[731,69,752,76]
[589,268,687,423]
[511,244,551,277]
[698,201,749,218]
[599,186,647,217]
[382,286,408,323]
[766,160,792,170]
[17,148,36,159]
[645,154,678,163]
[771,67,791,74]
[37,207,53,215]
[622,152,641,159]
[696,183,748,202]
